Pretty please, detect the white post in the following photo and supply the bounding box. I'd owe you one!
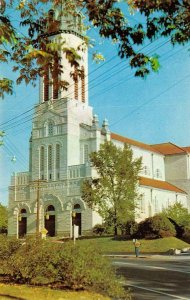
[14,172,17,201]
[16,212,19,239]
[73,224,76,245]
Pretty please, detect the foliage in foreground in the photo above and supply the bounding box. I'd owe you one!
[1,0,190,98]
[0,204,8,233]
[160,202,190,238]
[0,237,130,300]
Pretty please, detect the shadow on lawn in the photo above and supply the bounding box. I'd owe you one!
[0,294,26,300]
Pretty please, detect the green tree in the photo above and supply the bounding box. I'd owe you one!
[161,202,190,227]
[0,203,8,233]
[82,141,142,236]
[1,0,190,98]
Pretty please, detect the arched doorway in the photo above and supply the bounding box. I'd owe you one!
[72,204,82,235]
[19,208,27,238]
[45,205,55,237]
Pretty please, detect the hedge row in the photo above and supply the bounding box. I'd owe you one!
[0,236,130,300]
[94,215,177,239]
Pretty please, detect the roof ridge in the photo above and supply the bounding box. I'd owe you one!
[151,142,187,155]
[140,176,187,194]
[111,132,162,154]
[167,142,186,153]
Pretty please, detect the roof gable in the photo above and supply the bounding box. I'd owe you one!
[111,132,161,154]
[140,177,186,194]
[151,142,187,155]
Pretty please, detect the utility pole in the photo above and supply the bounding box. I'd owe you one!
[30,179,47,238]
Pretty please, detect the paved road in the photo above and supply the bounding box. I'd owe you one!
[111,255,190,300]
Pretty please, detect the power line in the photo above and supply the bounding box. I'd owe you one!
[110,73,190,128]
[91,42,190,100]
[1,37,173,132]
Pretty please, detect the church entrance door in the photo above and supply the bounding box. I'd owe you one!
[72,213,81,235]
[19,217,27,238]
[45,215,55,237]
[45,205,55,237]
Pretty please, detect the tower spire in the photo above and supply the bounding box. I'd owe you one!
[49,0,83,36]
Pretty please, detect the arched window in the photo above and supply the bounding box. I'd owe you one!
[45,205,55,237]
[84,144,89,163]
[43,66,49,101]
[48,145,53,180]
[40,146,45,180]
[81,66,85,102]
[48,121,54,136]
[56,144,60,180]
[74,65,78,100]
[46,205,55,212]
[53,53,59,99]
[74,204,81,210]
[19,209,27,238]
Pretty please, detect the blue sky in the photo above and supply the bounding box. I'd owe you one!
[0,10,190,205]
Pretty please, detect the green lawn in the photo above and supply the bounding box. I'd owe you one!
[77,237,190,253]
[0,283,110,300]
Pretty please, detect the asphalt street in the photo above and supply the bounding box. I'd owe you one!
[111,255,190,300]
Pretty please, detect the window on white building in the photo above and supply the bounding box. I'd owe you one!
[48,145,53,180]
[40,146,45,179]
[48,121,54,136]
[84,144,89,163]
[139,195,145,213]
[56,144,60,180]
[154,196,159,213]
[144,166,150,176]
[81,66,85,103]
[155,168,162,179]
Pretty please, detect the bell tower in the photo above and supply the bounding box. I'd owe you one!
[30,3,93,181]
[39,3,89,105]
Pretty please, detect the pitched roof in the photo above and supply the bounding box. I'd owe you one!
[151,143,187,155]
[111,132,161,154]
[139,177,186,194]
[182,146,190,153]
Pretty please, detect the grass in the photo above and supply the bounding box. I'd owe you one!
[0,283,110,300]
[77,236,190,253]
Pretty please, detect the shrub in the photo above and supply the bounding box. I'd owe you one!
[124,220,138,237]
[182,226,190,243]
[0,235,21,274]
[137,215,176,239]
[5,238,130,299]
[93,224,106,236]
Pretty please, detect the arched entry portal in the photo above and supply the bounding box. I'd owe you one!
[19,209,27,238]
[72,204,81,235]
[45,205,55,237]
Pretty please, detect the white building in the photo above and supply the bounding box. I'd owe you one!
[8,8,188,238]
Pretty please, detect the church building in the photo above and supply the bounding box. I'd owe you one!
[8,7,189,238]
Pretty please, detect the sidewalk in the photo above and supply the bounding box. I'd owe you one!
[105,252,190,260]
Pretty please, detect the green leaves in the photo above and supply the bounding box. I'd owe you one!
[162,202,190,227]
[0,0,190,98]
[82,141,142,235]
[0,78,13,99]
[0,204,7,232]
